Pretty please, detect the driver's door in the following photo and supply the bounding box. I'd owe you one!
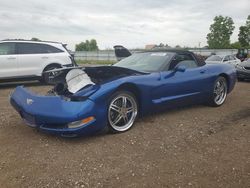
[152,53,210,107]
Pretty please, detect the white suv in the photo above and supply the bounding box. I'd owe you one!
[0,40,76,83]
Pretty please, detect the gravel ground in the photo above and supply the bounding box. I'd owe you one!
[0,81,249,188]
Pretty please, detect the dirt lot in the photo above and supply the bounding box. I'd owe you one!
[0,81,249,188]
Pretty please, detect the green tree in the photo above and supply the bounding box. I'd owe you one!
[230,41,241,49]
[75,39,98,51]
[238,15,250,48]
[89,39,98,51]
[207,15,235,49]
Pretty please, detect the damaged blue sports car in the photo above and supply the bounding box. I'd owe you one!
[10,49,236,137]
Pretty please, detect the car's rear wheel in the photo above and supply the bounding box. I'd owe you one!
[41,64,61,84]
[208,76,228,107]
[107,91,138,133]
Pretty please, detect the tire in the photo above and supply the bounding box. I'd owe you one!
[208,76,228,107]
[41,64,61,84]
[107,91,138,133]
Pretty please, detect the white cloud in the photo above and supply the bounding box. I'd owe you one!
[0,0,249,49]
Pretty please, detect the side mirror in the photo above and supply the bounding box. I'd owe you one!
[174,65,186,72]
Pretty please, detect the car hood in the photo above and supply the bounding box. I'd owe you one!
[47,65,147,94]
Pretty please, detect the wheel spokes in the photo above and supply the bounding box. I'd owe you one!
[113,114,123,125]
[214,81,224,95]
[122,96,127,108]
[110,104,121,112]
[218,87,224,94]
[123,114,129,123]
[126,107,133,114]
[214,79,227,105]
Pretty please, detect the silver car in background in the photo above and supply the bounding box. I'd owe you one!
[236,58,250,81]
[205,54,241,66]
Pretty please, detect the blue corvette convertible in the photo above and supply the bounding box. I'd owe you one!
[10,49,236,137]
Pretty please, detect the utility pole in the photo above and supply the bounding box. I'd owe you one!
[198,42,201,54]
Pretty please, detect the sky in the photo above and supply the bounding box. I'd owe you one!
[0,0,249,50]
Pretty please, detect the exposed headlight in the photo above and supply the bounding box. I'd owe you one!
[70,95,88,101]
[61,95,88,102]
[67,116,95,128]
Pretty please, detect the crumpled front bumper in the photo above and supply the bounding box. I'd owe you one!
[10,86,106,137]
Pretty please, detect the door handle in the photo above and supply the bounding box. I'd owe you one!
[42,56,49,59]
[7,57,16,60]
[200,70,206,74]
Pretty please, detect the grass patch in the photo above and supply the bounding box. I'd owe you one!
[75,59,116,65]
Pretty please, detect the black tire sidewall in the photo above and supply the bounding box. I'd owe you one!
[42,65,61,84]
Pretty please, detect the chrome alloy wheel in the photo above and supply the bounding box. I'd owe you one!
[213,78,227,105]
[108,93,138,132]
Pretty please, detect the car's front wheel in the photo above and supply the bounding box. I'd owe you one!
[107,91,138,133]
[208,76,228,107]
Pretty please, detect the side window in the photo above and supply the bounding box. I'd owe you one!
[17,43,44,54]
[230,55,236,60]
[169,54,198,70]
[43,44,64,53]
[0,43,15,55]
[17,43,63,54]
[223,56,230,62]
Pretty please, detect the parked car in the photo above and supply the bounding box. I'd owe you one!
[236,58,250,81]
[205,54,241,66]
[0,40,76,83]
[10,49,236,137]
[236,49,249,62]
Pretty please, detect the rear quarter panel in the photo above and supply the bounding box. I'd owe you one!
[205,63,236,93]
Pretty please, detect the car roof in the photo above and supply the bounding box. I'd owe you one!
[0,39,63,45]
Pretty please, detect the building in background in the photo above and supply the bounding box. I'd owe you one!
[145,44,157,50]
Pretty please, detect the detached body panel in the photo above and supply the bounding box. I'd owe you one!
[10,86,106,137]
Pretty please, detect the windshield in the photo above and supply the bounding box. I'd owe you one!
[206,55,222,61]
[114,52,174,72]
